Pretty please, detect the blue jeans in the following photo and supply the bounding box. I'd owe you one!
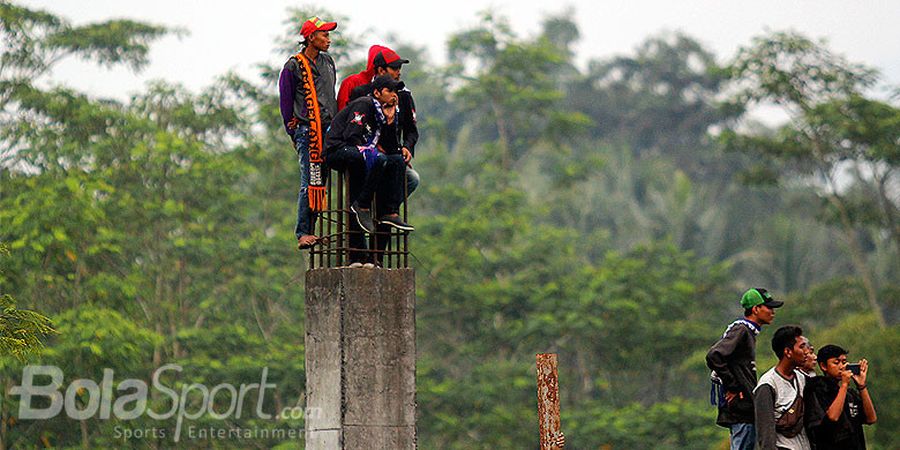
[729,423,755,450]
[293,125,317,238]
[406,167,419,197]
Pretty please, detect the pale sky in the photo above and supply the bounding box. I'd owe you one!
[18,0,900,103]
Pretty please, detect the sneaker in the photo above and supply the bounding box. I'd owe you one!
[350,203,375,233]
[362,262,376,269]
[379,214,414,232]
[348,262,364,268]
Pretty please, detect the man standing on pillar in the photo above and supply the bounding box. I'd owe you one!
[278,16,338,250]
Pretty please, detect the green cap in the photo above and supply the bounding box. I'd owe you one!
[740,288,784,309]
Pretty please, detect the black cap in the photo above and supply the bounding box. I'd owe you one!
[817,344,848,363]
[372,49,410,69]
[372,75,405,93]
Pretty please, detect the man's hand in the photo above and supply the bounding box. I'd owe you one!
[401,147,412,164]
[840,367,853,387]
[853,358,869,387]
[725,391,742,404]
[383,92,399,107]
[383,103,397,124]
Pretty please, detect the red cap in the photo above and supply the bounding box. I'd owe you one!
[373,48,410,69]
[300,16,337,39]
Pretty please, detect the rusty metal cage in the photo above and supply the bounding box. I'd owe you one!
[308,171,410,269]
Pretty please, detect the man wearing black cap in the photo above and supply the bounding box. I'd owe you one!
[706,288,783,450]
[278,16,338,250]
[326,75,412,266]
[804,345,877,450]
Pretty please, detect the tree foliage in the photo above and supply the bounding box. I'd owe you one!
[0,243,54,360]
[0,3,897,448]
[724,31,900,327]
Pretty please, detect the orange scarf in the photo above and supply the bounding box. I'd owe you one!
[295,52,327,211]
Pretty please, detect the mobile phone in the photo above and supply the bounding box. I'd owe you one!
[847,363,861,375]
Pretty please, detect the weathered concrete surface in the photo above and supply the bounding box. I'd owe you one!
[305,268,416,450]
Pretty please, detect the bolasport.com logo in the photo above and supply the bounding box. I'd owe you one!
[9,364,318,443]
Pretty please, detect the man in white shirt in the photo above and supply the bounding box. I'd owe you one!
[754,325,813,450]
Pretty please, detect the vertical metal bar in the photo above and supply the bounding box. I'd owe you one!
[319,185,325,269]
[307,192,319,269]
[326,171,332,268]
[403,175,409,268]
[337,171,344,267]
[313,185,326,267]
[536,353,562,450]
[343,172,349,267]
[372,191,378,267]
[386,228,393,268]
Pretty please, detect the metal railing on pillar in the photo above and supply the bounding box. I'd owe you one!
[309,170,410,269]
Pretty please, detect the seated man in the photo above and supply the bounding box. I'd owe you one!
[804,345,877,450]
[340,46,420,267]
[344,46,420,197]
[325,75,412,265]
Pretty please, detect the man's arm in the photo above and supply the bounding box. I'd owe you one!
[337,75,362,112]
[754,383,777,450]
[337,77,352,111]
[400,91,418,157]
[859,387,877,425]
[705,327,746,393]
[803,378,827,430]
[338,102,374,147]
[826,370,852,422]
[854,359,877,424]
[278,60,298,135]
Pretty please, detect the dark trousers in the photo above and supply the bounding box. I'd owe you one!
[376,153,406,215]
[371,154,407,264]
[325,148,404,263]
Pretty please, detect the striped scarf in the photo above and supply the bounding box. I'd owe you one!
[295,52,327,211]
[357,97,395,172]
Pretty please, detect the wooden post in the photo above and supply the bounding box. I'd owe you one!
[536,353,561,450]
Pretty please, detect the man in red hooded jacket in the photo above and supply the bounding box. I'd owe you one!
[338,45,391,110]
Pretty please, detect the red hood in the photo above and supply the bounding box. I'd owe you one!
[362,44,397,77]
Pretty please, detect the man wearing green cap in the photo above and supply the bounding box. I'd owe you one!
[706,288,784,450]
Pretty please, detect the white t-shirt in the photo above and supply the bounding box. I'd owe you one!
[755,367,811,450]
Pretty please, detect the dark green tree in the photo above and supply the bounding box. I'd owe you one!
[724,31,899,327]
[447,11,590,169]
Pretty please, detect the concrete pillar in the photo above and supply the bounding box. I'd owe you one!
[304,268,416,450]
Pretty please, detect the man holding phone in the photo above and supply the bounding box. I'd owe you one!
[804,345,877,450]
